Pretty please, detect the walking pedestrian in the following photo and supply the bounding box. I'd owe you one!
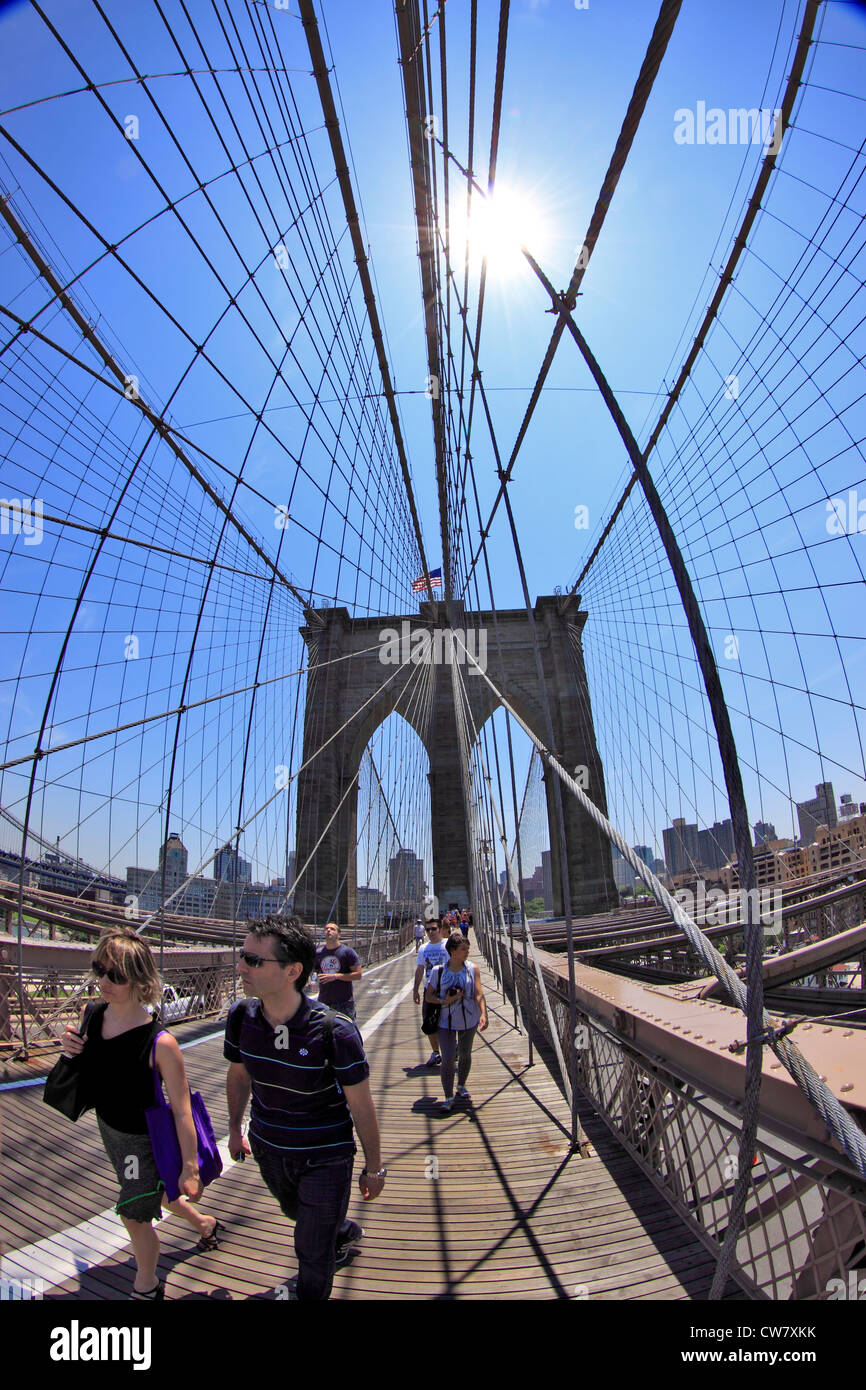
[412,919,449,1066]
[425,932,488,1113]
[225,916,384,1301]
[315,922,362,1021]
[413,918,425,953]
[60,928,220,1300]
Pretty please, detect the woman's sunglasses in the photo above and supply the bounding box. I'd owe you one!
[91,960,127,985]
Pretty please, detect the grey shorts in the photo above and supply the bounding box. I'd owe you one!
[97,1116,164,1223]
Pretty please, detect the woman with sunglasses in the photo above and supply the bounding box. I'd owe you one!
[61,927,220,1299]
[424,931,488,1113]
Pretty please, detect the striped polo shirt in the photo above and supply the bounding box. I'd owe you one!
[224,995,369,1159]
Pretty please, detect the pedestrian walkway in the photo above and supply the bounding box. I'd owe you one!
[0,951,744,1299]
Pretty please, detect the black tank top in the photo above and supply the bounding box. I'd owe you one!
[83,1003,163,1134]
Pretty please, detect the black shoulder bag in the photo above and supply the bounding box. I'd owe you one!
[421,966,445,1035]
[43,1000,102,1121]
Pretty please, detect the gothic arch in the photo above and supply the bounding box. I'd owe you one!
[294,597,616,924]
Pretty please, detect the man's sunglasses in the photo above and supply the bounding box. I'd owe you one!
[424,925,438,932]
[239,949,287,969]
[91,960,127,985]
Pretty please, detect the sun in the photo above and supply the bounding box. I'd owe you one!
[447,185,547,279]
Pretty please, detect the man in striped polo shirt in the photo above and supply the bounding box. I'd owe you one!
[225,916,385,1301]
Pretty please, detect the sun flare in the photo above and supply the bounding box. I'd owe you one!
[449,186,547,278]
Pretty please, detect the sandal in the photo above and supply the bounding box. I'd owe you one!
[196,1218,223,1252]
[131,1278,164,1301]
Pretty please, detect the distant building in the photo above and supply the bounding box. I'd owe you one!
[722,839,807,890]
[633,846,655,870]
[125,865,160,911]
[357,885,386,926]
[697,820,735,872]
[663,817,745,879]
[611,848,636,892]
[796,782,836,847]
[126,861,218,917]
[754,821,776,845]
[808,813,866,876]
[128,832,194,913]
[236,883,289,919]
[127,832,281,920]
[838,794,864,821]
[388,848,425,915]
[663,819,701,879]
[160,832,188,887]
[522,864,545,899]
[214,843,252,884]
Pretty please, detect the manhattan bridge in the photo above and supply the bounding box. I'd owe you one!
[1,0,866,1306]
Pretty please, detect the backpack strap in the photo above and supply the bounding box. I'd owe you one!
[314,1003,339,1069]
[225,996,252,1053]
[322,1005,336,1064]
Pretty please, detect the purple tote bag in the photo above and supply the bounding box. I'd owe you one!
[144,1033,223,1202]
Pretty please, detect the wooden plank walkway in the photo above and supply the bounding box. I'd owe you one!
[0,950,743,1300]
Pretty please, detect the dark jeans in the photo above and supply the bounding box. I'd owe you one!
[250,1140,354,1300]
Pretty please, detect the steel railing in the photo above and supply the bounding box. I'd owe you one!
[493,936,866,1300]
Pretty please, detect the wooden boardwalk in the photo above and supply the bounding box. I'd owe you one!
[0,950,743,1300]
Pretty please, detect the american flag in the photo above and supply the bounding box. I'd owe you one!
[412,566,442,593]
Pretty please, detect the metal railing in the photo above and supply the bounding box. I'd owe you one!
[494,938,866,1300]
[1,920,414,1054]
[0,961,237,1053]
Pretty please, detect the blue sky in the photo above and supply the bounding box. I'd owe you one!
[0,0,864,890]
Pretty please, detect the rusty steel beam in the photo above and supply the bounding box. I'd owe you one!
[537,875,866,960]
[0,932,235,972]
[524,943,866,1148]
[692,920,866,998]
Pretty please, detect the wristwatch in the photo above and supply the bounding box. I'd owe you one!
[361,1166,387,1179]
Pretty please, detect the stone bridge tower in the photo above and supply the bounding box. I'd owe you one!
[293,594,617,925]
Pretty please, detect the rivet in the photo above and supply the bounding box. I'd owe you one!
[770,1063,781,1070]
[694,1034,703,1040]
[707,1038,716,1045]
[823,1028,833,1035]
[819,1075,827,1083]
[842,1083,854,1093]
[843,1030,853,1038]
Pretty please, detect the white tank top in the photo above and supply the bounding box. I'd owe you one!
[436,961,480,1030]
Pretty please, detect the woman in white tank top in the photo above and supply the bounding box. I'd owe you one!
[424,932,488,1112]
